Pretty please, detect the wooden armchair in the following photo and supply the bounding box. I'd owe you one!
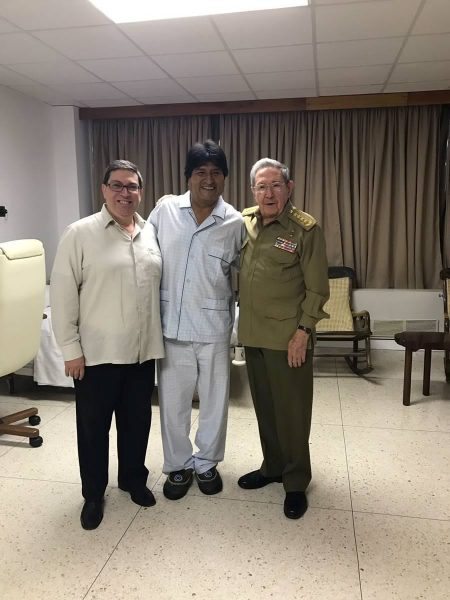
[0,239,46,447]
[315,266,373,375]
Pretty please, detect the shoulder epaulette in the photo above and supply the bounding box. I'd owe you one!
[242,206,259,217]
[288,207,316,230]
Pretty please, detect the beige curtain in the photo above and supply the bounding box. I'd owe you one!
[89,116,211,218]
[219,106,441,288]
[89,105,442,288]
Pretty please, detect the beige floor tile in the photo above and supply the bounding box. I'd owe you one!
[0,478,140,600]
[86,495,360,600]
[345,427,450,519]
[313,377,342,425]
[355,512,450,600]
[339,377,450,432]
[0,404,81,483]
[0,401,71,457]
[157,419,352,511]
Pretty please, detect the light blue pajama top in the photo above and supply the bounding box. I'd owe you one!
[149,191,244,343]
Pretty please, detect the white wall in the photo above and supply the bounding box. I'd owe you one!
[0,88,91,274]
[0,85,57,275]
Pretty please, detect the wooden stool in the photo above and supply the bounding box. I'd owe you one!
[394,332,450,406]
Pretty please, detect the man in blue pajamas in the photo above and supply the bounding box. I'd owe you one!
[149,140,244,500]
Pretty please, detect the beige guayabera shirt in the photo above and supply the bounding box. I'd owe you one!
[50,205,164,365]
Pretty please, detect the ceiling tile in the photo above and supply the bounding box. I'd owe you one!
[50,82,131,101]
[390,60,450,82]
[320,84,383,95]
[233,45,314,73]
[153,51,238,78]
[0,33,64,64]
[256,88,317,99]
[319,64,391,86]
[78,57,167,81]
[247,70,316,91]
[399,33,450,63]
[194,91,256,102]
[0,0,110,30]
[413,0,450,34]
[7,83,80,105]
[214,7,312,49]
[135,95,197,104]
[113,79,192,97]
[0,18,20,33]
[316,0,422,42]
[119,18,224,55]
[9,61,100,85]
[176,74,250,94]
[317,38,403,68]
[0,64,38,85]
[385,80,450,92]
[34,26,141,60]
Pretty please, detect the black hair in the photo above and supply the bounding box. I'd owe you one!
[102,160,143,188]
[184,139,228,179]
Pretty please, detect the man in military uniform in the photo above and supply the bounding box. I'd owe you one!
[238,157,329,519]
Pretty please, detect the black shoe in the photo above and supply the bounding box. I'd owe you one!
[284,492,308,519]
[163,469,194,500]
[119,485,156,507]
[238,470,282,490]
[80,499,104,530]
[195,467,223,495]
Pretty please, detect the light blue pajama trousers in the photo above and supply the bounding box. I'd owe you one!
[157,339,231,475]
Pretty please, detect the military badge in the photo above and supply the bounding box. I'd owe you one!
[274,237,298,253]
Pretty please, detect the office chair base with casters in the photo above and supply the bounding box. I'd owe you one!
[0,406,43,447]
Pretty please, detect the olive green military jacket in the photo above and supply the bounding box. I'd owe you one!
[238,202,329,351]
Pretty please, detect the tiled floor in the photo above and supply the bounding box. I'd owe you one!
[1,349,449,600]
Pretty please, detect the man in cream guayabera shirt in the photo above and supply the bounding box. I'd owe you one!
[51,160,164,531]
[149,140,244,500]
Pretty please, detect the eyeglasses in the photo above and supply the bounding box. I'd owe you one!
[252,182,286,194]
[107,182,141,193]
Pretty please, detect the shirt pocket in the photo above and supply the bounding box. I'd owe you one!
[263,245,300,281]
[207,245,233,283]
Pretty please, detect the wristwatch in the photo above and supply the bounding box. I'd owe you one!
[297,324,312,335]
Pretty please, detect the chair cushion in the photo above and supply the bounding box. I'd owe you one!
[316,277,354,332]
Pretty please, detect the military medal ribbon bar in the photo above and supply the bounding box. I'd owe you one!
[274,237,298,253]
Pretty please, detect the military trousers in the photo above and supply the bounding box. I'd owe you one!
[244,346,313,492]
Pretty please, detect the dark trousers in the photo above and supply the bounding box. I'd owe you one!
[244,347,313,492]
[74,361,155,501]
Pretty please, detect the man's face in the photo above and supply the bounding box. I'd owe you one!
[252,166,293,224]
[102,169,141,225]
[188,161,225,209]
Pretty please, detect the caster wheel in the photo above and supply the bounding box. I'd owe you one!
[29,436,43,448]
[29,415,41,426]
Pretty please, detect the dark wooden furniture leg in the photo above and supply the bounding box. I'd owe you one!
[423,348,432,396]
[403,349,413,406]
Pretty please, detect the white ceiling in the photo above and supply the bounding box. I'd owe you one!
[0,0,449,108]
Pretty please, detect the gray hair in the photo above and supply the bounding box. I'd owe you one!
[250,158,290,187]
